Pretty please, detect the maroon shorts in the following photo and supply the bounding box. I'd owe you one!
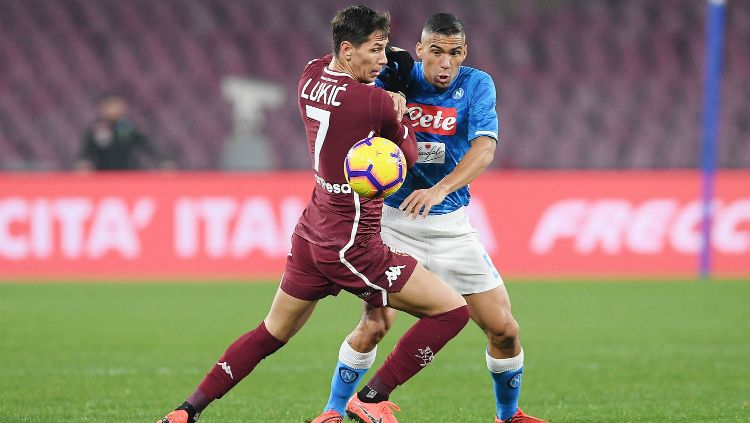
[280,233,417,307]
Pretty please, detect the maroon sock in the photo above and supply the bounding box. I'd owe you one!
[366,305,469,396]
[195,321,285,403]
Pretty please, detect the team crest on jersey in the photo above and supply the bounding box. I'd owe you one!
[452,88,464,100]
[407,104,457,135]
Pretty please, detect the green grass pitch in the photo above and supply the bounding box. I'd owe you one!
[1,280,748,422]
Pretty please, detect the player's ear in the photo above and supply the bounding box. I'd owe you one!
[340,41,353,60]
[415,42,423,59]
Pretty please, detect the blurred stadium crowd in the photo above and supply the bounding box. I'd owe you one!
[0,0,748,171]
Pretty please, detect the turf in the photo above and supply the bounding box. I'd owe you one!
[0,281,748,422]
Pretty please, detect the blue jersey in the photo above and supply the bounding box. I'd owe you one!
[376,62,499,214]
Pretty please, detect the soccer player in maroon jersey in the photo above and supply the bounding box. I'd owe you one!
[156,6,469,423]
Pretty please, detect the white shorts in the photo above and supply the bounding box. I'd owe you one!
[380,205,503,295]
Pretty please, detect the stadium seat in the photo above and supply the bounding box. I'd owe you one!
[0,0,748,170]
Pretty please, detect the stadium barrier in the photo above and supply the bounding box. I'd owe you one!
[0,171,748,280]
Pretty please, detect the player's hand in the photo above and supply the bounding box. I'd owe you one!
[399,185,449,219]
[386,91,408,117]
[378,46,414,96]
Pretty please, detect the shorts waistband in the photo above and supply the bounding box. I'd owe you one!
[382,204,467,224]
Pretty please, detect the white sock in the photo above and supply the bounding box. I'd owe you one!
[339,337,377,369]
[486,348,524,373]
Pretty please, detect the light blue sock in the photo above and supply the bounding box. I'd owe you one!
[487,349,524,421]
[323,340,377,416]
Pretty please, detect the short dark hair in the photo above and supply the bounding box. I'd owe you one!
[423,13,465,37]
[331,5,390,56]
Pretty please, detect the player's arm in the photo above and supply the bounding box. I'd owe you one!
[373,89,418,167]
[376,47,414,117]
[401,73,499,218]
[375,47,415,97]
[400,136,496,218]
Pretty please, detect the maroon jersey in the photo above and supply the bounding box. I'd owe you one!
[294,54,417,249]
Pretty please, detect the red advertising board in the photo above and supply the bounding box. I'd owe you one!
[0,171,748,280]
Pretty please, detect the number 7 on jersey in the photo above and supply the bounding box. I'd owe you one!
[305,105,330,172]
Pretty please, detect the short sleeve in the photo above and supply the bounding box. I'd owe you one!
[468,72,499,143]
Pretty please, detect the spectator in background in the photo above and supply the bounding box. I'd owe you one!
[75,94,174,171]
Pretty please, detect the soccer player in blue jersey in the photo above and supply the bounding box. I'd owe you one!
[311,13,547,423]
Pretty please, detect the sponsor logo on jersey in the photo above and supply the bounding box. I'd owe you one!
[416,141,446,164]
[339,368,359,383]
[384,265,406,287]
[414,346,435,367]
[315,174,352,194]
[407,104,457,135]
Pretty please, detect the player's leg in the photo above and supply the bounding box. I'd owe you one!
[314,234,465,422]
[158,234,327,423]
[321,304,396,416]
[350,218,466,400]
[465,285,527,422]
[425,209,546,422]
[348,263,468,420]
[157,287,318,423]
[320,214,421,417]
[350,302,398,351]
[468,288,545,423]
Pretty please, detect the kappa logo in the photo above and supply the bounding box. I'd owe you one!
[415,346,435,367]
[218,361,234,380]
[384,265,406,287]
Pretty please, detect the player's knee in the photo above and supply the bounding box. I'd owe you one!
[349,318,389,351]
[486,314,519,349]
[365,318,390,344]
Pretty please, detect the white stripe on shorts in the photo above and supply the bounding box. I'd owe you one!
[339,192,388,306]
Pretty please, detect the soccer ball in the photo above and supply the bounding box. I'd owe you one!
[344,136,406,199]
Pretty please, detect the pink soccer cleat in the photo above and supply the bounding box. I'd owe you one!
[156,410,189,423]
[309,410,344,423]
[346,394,401,423]
[495,408,548,423]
